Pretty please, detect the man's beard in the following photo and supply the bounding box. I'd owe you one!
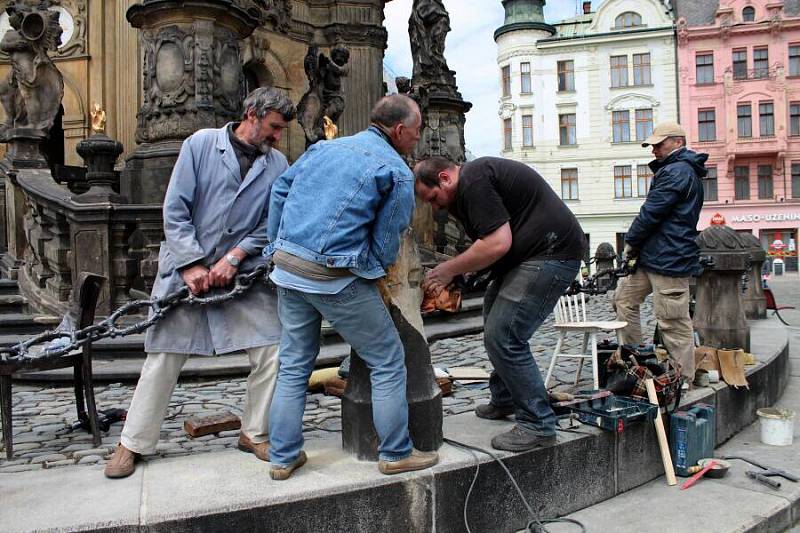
[258,141,273,155]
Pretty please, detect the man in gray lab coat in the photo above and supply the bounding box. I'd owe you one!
[105,87,296,478]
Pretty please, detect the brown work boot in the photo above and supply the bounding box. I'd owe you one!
[270,451,307,481]
[104,444,141,479]
[378,449,439,475]
[237,433,269,461]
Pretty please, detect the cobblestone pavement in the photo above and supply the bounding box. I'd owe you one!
[1,291,654,473]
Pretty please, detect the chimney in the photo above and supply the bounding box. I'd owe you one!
[583,1,591,14]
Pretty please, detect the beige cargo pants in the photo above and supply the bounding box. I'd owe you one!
[614,268,695,380]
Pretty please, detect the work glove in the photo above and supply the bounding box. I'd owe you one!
[622,244,638,261]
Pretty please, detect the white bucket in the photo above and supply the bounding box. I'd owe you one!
[757,408,795,446]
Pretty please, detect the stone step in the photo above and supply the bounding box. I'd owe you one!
[0,278,20,296]
[0,294,27,314]
[0,313,61,335]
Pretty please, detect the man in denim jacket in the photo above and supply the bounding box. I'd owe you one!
[266,94,439,479]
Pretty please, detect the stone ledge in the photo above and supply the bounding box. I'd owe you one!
[0,320,789,533]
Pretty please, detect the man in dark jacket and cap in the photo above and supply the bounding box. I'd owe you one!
[615,122,707,383]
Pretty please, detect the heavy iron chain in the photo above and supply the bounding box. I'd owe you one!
[0,264,270,364]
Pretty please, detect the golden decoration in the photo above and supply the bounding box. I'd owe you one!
[90,103,106,133]
[322,116,338,140]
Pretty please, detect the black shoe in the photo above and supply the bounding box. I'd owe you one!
[491,426,557,452]
[475,403,514,420]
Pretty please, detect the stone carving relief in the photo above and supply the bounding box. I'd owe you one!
[605,93,660,111]
[52,0,85,57]
[136,24,244,144]
[213,28,244,116]
[0,0,64,137]
[498,101,517,120]
[235,0,291,32]
[676,17,688,45]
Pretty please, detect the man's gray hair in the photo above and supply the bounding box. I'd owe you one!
[370,94,419,128]
[242,87,296,121]
[668,136,687,146]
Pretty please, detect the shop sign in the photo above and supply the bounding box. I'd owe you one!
[710,213,725,225]
[730,213,800,223]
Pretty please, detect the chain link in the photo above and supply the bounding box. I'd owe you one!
[0,264,270,364]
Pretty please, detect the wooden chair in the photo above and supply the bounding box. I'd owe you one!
[764,287,795,326]
[544,293,627,390]
[1,272,106,459]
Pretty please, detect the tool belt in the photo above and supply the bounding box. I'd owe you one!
[605,344,684,414]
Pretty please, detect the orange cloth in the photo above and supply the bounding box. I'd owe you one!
[421,287,462,314]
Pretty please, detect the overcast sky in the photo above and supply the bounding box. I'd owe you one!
[384,0,589,157]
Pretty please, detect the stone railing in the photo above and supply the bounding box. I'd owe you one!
[10,169,162,317]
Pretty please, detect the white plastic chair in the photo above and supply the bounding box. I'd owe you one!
[543,293,627,390]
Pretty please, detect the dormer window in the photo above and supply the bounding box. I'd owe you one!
[615,12,642,29]
[742,6,755,22]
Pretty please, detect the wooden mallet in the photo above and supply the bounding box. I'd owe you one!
[645,378,677,486]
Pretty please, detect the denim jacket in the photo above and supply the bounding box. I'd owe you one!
[266,127,415,279]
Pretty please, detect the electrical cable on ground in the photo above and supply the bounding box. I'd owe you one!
[443,437,587,533]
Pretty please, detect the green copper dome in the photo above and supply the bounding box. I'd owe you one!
[495,0,556,40]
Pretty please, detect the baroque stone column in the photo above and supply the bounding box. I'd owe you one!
[122,0,263,204]
[342,231,443,460]
[403,0,471,254]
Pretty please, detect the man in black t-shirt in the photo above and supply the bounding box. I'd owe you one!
[414,156,585,452]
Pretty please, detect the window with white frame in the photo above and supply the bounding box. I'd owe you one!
[633,53,651,86]
[614,166,633,198]
[637,165,653,197]
[703,166,718,201]
[759,101,774,137]
[610,56,628,87]
[520,62,532,94]
[557,60,575,92]
[522,114,534,147]
[561,168,579,200]
[612,111,630,143]
[695,53,714,84]
[635,109,653,142]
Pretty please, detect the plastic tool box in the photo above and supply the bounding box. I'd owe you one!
[569,394,658,433]
[670,403,715,477]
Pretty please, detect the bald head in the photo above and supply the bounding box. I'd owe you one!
[370,94,422,156]
[370,94,420,128]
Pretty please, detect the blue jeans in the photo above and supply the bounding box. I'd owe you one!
[269,278,413,466]
[484,259,580,436]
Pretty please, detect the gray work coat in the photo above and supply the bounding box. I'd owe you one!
[144,125,285,355]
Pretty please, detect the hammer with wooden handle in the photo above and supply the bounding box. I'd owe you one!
[645,378,677,486]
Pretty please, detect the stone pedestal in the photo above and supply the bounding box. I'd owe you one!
[74,134,125,204]
[0,131,50,278]
[122,0,263,204]
[694,225,751,351]
[342,232,443,460]
[738,232,767,320]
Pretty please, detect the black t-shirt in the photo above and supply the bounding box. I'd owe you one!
[453,157,586,276]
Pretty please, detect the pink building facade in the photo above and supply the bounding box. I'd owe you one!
[677,1,800,270]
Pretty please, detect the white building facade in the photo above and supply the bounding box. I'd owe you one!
[495,0,678,261]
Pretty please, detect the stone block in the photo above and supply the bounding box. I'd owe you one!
[434,433,616,533]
